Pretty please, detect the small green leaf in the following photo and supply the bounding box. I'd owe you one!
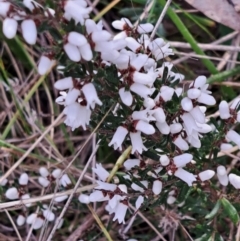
[221,198,239,225]
[205,200,221,219]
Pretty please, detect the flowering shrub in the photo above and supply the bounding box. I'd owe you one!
[1,0,240,240]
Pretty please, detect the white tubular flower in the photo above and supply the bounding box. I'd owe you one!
[54,77,73,90]
[174,168,196,186]
[42,207,55,222]
[152,180,162,195]
[133,71,156,86]
[131,181,148,193]
[64,0,92,25]
[119,87,133,106]
[3,18,18,39]
[93,163,109,181]
[78,194,90,204]
[26,214,44,230]
[79,43,93,61]
[170,123,182,134]
[21,193,31,207]
[226,130,240,146]
[135,195,144,209]
[135,120,155,135]
[131,54,148,71]
[19,173,29,186]
[21,19,37,45]
[229,173,240,189]
[5,187,19,200]
[65,88,80,105]
[55,91,67,105]
[132,109,156,122]
[167,195,176,205]
[181,97,193,112]
[187,89,201,99]
[149,38,173,60]
[95,181,117,191]
[54,195,68,203]
[82,83,102,109]
[108,126,128,151]
[38,55,55,75]
[130,83,155,99]
[89,190,109,202]
[63,103,91,131]
[17,214,26,226]
[156,121,170,135]
[92,30,112,43]
[52,169,62,179]
[0,178,7,186]
[160,86,174,102]
[68,31,87,47]
[151,107,166,123]
[130,131,147,154]
[197,92,216,105]
[137,23,154,34]
[181,113,199,136]
[0,2,11,17]
[220,143,233,151]
[112,17,133,30]
[160,155,170,166]
[190,106,205,124]
[60,174,71,187]
[173,153,192,168]
[173,135,189,151]
[143,97,155,109]
[124,159,140,170]
[38,177,50,187]
[39,167,49,178]
[219,101,230,119]
[198,170,215,182]
[64,43,81,62]
[113,201,128,224]
[126,37,141,52]
[217,166,228,186]
[85,19,101,34]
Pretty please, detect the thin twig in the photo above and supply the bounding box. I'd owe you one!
[150,0,172,41]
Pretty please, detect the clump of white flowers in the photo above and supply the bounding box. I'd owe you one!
[1,0,240,239]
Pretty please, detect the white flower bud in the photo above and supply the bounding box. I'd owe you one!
[173,153,192,168]
[190,106,205,124]
[78,194,90,204]
[21,19,37,45]
[21,193,31,207]
[170,123,182,134]
[3,18,18,39]
[64,43,81,62]
[198,170,215,181]
[79,43,93,61]
[27,214,44,230]
[156,121,170,135]
[19,173,28,186]
[17,215,26,226]
[112,18,132,30]
[5,187,19,200]
[126,37,141,52]
[174,168,196,186]
[124,159,140,170]
[68,31,87,46]
[137,23,154,34]
[60,174,71,187]
[54,77,73,90]
[39,167,49,177]
[131,54,148,71]
[160,155,170,166]
[181,97,193,111]
[198,92,216,105]
[217,165,228,186]
[135,195,144,209]
[38,177,50,187]
[151,107,166,123]
[187,88,201,99]
[226,130,240,146]
[43,208,55,221]
[54,195,68,202]
[119,87,133,106]
[160,86,174,102]
[219,101,230,119]
[173,136,189,151]
[0,2,10,17]
[92,30,111,42]
[152,180,162,195]
[229,173,240,189]
[131,181,148,192]
[52,169,62,179]
[220,143,233,151]
[143,97,155,109]
[167,195,176,204]
[38,55,55,75]
[130,83,155,99]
